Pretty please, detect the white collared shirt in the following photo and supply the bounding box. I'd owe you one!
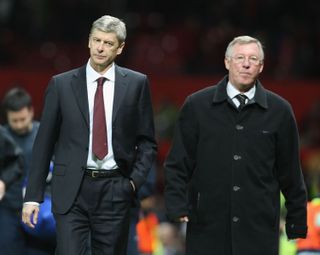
[86,60,118,170]
[226,81,256,107]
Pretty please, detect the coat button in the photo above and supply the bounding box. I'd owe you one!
[235,124,244,130]
[233,155,242,160]
[233,186,240,191]
[232,217,239,222]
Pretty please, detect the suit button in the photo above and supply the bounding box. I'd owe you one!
[235,124,244,130]
[232,217,239,223]
[233,186,240,191]
[233,155,242,160]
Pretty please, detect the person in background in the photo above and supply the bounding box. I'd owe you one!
[0,125,24,255]
[2,87,56,254]
[164,35,307,255]
[2,87,39,190]
[296,177,320,255]
[22,15,157,255]
[127,163,157,255]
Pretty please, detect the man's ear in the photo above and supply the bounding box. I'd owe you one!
[117,42,125,55]
[224,58,230,70]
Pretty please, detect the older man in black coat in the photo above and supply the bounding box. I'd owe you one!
[164,35,307,255]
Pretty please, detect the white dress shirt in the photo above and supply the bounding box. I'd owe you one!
[86,61,118,170]
[226,81,256,107]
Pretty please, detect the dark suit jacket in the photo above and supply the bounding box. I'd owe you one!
[165,76,307,255]
[25,64,157,214]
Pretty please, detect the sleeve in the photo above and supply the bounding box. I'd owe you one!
[137,162,157,200]
[276,105,308,239]
[164,96,198,221]
[0,130,23,188]
[130,76,158,190]
[24,78,61,203]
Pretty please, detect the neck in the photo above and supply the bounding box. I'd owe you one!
[90,60,112,75]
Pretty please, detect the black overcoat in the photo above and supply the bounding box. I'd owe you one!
[165,76,307,255]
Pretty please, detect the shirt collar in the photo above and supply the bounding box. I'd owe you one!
[213,76,268,109]
[86,60,115,83]
[226,81,256,100]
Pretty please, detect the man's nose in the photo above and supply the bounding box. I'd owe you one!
[97,42,104,51]
[242,59,251,68]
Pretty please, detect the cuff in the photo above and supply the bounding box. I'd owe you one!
[286,223,308,239]
[24,201,40,207]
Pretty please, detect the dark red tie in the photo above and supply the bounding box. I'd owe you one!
[92,77,108,160]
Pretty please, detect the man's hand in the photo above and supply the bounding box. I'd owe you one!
[129,179,136,192]
[0,180,6,201]
[22,204,40,228]
[179,216,189,223]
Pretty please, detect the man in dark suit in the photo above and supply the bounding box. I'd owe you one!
[164,35,307,255]
[22,15,157,255]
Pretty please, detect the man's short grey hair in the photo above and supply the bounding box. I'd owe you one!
[225,35,264,61]
[90,15,126,43]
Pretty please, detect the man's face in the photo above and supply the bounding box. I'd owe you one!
[224,42,264,92]
[88,29,124,73]
[7,107,34,135]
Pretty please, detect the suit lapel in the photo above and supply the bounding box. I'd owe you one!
[71,65,90,128]
[112,65,128,123]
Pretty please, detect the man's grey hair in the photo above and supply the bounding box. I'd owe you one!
[90,15,126,43]
[225,35,264,61]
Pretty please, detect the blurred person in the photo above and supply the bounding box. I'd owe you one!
[0,125,24,255]
[157,222,185,255]
[300,100,320,148]
[296,178,320,255]
[2,87,39,187]
[22,15,157,255]
[127,162,157,255]
[164,35,307,255]
[2,87,56,254]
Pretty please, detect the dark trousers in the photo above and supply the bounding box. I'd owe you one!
[0,206,26,255]
[54,175,133,255]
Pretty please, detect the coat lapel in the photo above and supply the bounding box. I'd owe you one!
[71,65,90,127]
[112,65,128,123]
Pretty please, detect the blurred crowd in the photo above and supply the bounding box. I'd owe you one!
[0,0,319,79]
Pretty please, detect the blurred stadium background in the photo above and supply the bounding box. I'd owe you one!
[0,1,320,254]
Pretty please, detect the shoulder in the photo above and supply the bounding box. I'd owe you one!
[0,126,19,151]
[265,89,292,111]
[116,65,147,80]
[0,125,11,140]
[186,85,216,104]
[178,85,216,116]
[33,121,40,130]
[52,66,84,80]
[262,89,297,124]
